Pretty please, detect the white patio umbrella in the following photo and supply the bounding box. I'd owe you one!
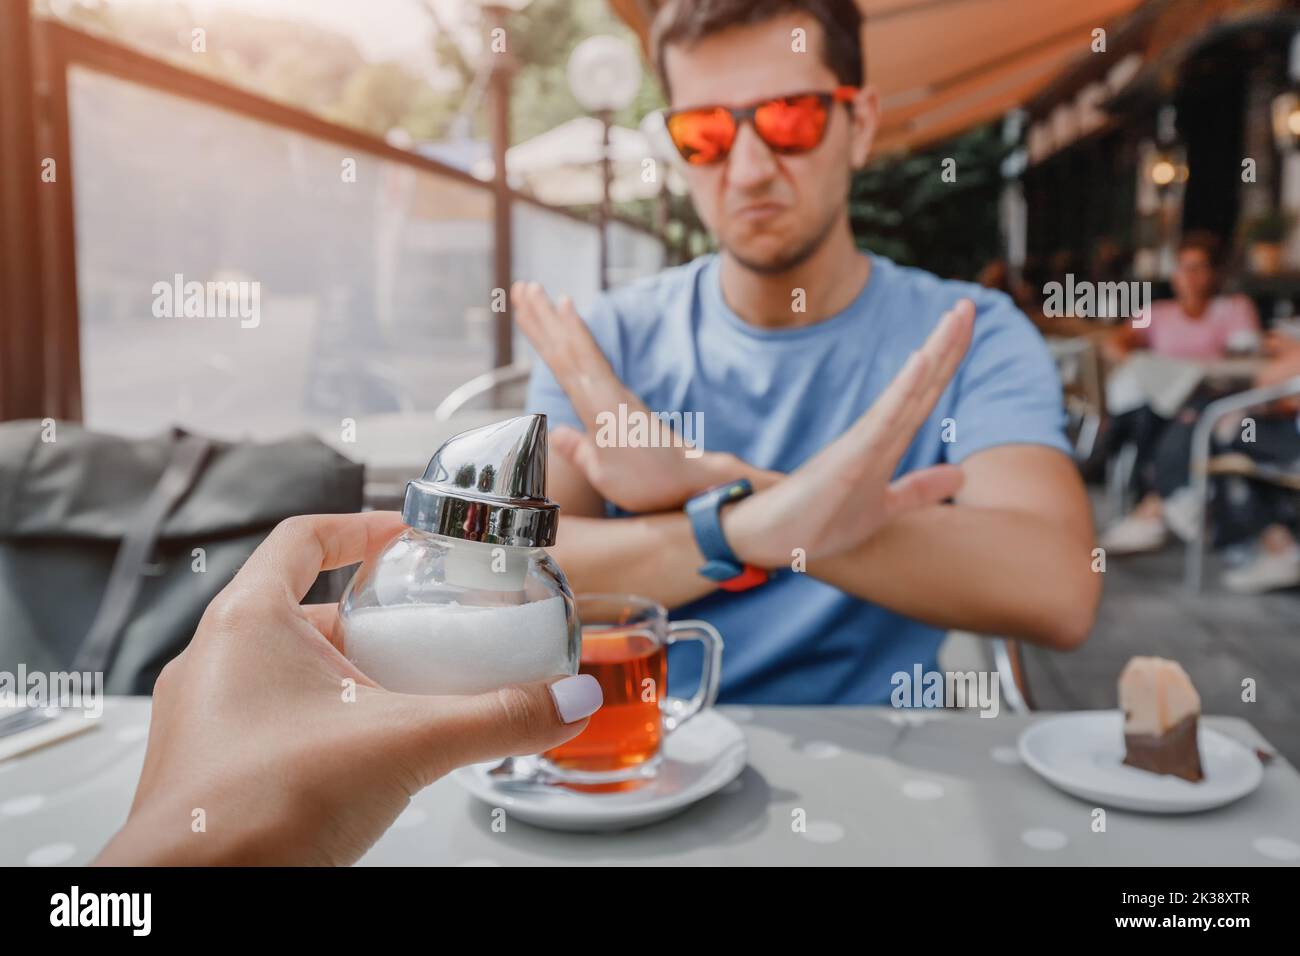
[472,115,687,206]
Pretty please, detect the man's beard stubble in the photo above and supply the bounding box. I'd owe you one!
[720,201,845,277]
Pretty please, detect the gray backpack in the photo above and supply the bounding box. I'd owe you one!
[0,421,364,694]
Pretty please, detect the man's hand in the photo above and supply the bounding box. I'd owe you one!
[513,281,752,510]
[723,301,976,567]
[95,512,601,866]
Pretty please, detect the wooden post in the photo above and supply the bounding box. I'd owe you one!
[0,0,48,421]
[486,4,516,370]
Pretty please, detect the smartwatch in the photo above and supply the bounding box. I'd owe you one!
[685,479,769,592]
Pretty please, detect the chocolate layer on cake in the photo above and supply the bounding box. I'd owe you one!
[1118,656,1205,783]
[1122,712,1204,782]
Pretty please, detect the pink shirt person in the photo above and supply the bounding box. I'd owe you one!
[1135,294,1261,361]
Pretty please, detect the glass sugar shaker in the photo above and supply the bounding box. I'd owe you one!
[339,414,580,696]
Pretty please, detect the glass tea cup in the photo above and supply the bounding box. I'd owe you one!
[541,593,723,787]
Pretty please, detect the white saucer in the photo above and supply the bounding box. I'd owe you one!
[453,707,747,832]
[1018,711,1264,813]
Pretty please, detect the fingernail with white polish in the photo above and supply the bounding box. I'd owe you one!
[550,674,603,723]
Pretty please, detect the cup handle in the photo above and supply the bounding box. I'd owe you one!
[662,619,724,732]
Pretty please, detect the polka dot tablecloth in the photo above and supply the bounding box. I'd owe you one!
[1,699,1297,866]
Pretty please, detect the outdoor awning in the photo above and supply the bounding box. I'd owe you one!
[609,0,1147,155]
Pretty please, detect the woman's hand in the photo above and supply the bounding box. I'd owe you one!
[723,301,976,568]
[95,511,601,866]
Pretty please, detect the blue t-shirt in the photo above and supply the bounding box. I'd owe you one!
[526,253,1070,705]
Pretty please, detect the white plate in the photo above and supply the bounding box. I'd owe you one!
[1018,711,1263,813]
[453,708,747,832]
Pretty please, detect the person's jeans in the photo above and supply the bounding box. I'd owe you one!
[1151,406,1300,548]
[1107,403,1170,499]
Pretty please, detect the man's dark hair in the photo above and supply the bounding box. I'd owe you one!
[651,0,865,101]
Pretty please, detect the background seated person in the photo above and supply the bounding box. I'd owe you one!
[1116,332,1300,589]
[1100,231,1261,554]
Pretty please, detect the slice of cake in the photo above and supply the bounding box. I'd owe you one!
[1118,657,1204,782]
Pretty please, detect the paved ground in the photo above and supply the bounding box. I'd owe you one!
[1017,499,1300,766]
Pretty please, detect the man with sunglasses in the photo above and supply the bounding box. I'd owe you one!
[515,0,1099,706]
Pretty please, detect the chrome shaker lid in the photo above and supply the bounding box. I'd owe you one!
[401,414,559,548]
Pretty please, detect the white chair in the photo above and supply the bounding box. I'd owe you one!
[433,361,533,421]
[991,638,1034,713]
[1047,336,1106,465]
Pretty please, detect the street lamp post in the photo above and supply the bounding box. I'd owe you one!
[567,36,641,291]
[598,108,613,290]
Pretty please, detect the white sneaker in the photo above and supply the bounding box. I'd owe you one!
[1098,514,1168,555]
[1162,487,1203,544]
[1222,548,1300,594]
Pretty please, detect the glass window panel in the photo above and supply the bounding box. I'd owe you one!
[70,66,493,441]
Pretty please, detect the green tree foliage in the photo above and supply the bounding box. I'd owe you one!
[850,124,1011,280]
[37,0,368,116]
[435,0,663,146]
[329,62,424,137]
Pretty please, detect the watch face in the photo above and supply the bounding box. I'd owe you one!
[723,480,752,501]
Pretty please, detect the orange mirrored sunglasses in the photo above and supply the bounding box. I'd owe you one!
[664,87,858,166]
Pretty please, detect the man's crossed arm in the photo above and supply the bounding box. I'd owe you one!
[513,282,1100,651]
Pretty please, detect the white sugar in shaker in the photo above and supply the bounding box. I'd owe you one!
[340,414,579,696]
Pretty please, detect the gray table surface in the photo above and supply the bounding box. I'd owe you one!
[2,699,1297,866]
